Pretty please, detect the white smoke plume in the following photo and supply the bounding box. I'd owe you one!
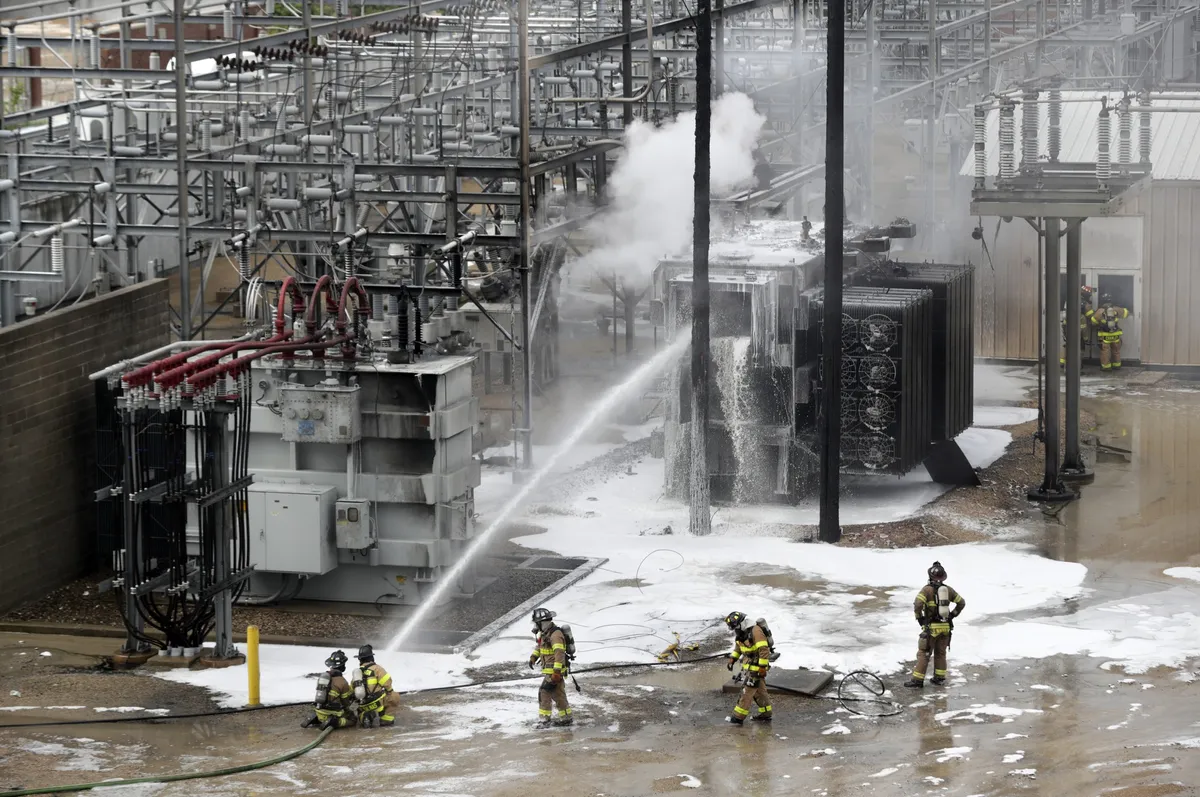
[570,92,767,283]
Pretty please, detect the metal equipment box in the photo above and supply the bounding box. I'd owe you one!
[278,382,362,444]
[247,483,338,574]
[335,499,374,549]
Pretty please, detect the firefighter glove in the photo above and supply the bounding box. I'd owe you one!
[550,671,564,685]
[726,657,737,671]
[528,655,538,669]
[320,716,338,731]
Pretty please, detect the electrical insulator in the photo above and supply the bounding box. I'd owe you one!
[1020,89,1038,170]
[998,100,1015,182]
[1139,94,1152,164]
[1118,101,1132,167]
[149,51,160,71]
[973,103,986,188]
[239,109,251,141]
[1097,108,1111,188]
[1048,88,1062,163]
[201,118,213,150]
[338,0,349,14]
[223,7,234,39]
[6,29,17,67]
[145,15,156,37]
[50,235,64,275]
[343,249,355,279]
[238,246,251,283]
[266,0,275,14]
[89,32,101,69]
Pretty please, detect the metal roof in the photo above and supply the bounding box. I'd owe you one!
[958,91,1200,182]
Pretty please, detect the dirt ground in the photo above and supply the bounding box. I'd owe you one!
[839,403,1097,548]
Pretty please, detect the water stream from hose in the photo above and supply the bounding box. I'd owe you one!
[386,333,692,651]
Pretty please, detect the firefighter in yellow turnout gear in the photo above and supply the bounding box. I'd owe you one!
[528,607,573,727]
[352,644,401,727]
[1060,284,1096,366]
[1088,294,1132,371]
[723,611,774,725]
[301,650,357,729]
[905,562,965,688]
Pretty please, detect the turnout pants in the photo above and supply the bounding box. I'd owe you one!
[538,678,571,720]
[913,626,951,682]
[733,677,771,720]
[1099,333,1122,370]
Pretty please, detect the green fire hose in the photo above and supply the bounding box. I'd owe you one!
[0,726,334,797]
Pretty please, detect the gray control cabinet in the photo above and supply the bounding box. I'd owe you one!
[247,483,339,575]
[278,382,362,444]
[335,499,373,549]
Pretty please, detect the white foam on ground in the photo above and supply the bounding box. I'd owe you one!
[973,407,1039,427]
[1164,567,1200,584]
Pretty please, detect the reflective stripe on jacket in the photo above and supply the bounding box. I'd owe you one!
[729,625,771,676]
[534,628,568,677]
[915,584,965,635]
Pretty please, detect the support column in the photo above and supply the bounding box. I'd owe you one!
[689,0,713,537]
[713,0,724,98]
[819,0,845,543]
[1062,219,1093,481]
[121,418,149,653]
[518,0,535,474]
[174,0,191,339]
[1029,218,1075,501]
[621,0,633,127]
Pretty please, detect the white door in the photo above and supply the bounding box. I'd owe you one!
[1092,271,1141,363]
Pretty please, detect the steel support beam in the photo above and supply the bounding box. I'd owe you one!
[1029,218,1075,502]
[1062,218,1092,481]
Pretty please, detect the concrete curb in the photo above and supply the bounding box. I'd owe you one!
[453,557,609,655]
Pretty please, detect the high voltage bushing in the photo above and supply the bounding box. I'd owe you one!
[219,55,264,72]
[972,103,986,189]
[369,15,440,34]
[1048,87,1062,163]
[1096,102,1111,190]
[1118,97,1132,170]
[1020,88,1039,172]
[997,99,1016,183]
[1139,92,1152,164]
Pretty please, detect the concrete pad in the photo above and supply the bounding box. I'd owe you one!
[720,668,834,697]
[195,652,247,669]
[145,652,201,669]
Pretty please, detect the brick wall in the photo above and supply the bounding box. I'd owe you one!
[0,280,170,613]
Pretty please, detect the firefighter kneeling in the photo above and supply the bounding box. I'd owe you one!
[352,644,402,727]
[302,650,357,730]
[723,611,777,725]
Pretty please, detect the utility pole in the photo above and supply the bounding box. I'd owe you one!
[174,0,192,340]
[818,0,845,544]
[518,0,535,475]
[689,0,713,537]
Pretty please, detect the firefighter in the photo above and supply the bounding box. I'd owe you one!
[905,562,965,688]
[1088,294,1132,372]
[352,644,401,727]
[528,607,572,727]
[723,611,772,725]
[301,650,357,729]
[1060,285,1095,366]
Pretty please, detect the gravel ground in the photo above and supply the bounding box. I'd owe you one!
[840,403,1098,548]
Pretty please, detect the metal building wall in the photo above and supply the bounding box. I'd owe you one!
[952,183,1200,367]
[1140,183,1200,366]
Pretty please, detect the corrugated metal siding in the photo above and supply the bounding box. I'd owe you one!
[959,91,1200,181]
[1142,184,1199,365]
[959,184,1200,366]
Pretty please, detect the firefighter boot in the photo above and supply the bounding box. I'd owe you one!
[930,676,946,686]
[301,714,320,729]
[904,678,924,688]
[752,711,773,723]
[725,715,745,725]
[552,715,574,727]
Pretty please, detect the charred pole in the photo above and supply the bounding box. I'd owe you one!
[819,0,845,544]
[688,0,713,537]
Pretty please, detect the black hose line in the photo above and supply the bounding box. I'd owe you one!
[0,653,903,730]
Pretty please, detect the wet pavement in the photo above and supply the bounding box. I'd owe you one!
[2,380,1200,796]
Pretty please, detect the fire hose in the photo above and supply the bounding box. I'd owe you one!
[0,727,333,797]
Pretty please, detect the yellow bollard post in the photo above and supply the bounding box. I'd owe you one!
[247,625,261,707]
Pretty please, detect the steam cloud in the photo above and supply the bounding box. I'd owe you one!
[571,92,767,282]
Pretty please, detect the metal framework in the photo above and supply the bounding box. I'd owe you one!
[2,0,1198,472]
